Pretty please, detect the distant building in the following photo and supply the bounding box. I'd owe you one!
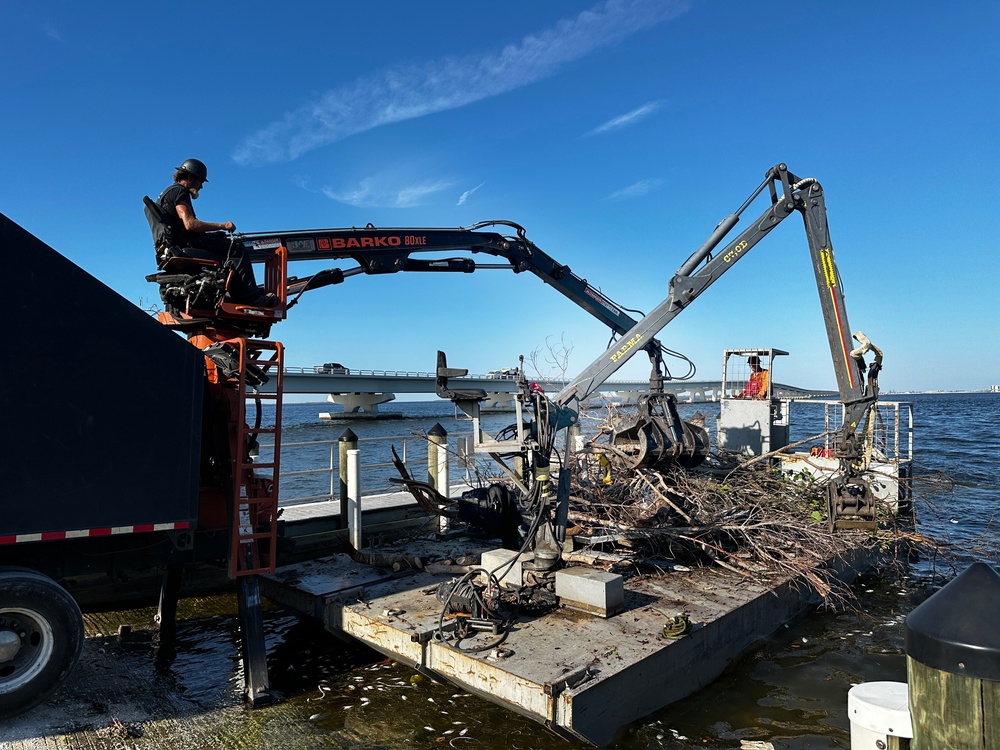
[991,385,1000,393]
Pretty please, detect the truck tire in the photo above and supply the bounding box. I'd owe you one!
[0,568,84,719]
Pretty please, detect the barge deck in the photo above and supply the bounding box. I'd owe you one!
[261,535,874,746]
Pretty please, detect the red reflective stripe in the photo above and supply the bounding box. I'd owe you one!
[0,521,193,544]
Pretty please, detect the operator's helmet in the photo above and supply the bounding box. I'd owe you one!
[747,356,760,366]
[175,158,209,182]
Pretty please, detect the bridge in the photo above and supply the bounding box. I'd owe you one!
[260,367,834,414]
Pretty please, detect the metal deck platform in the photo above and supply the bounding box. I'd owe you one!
[260,541,873,746]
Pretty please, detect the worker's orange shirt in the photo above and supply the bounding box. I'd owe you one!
[742,369,769,399]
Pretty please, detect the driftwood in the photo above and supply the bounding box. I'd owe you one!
[350,550,424,571]
[423,563,475,575]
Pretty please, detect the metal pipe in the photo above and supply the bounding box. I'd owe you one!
[347,449,362,550]
[437,433,450,534]
[676,171,776,278]
[339,428,358,529]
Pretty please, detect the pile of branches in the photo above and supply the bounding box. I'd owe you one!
[567,456,899,602]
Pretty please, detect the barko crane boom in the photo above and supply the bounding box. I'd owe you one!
[240,220,645,339]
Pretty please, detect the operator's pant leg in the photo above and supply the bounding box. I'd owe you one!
[182,233,260,302]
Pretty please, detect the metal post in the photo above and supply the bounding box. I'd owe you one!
[155,565,184,640]
[569,422,583,473]
[347,448,362,550]
[457,435,473,483]
[428,423,449,534]
[338,428,358,530]
[236,574,272,707]
[438,432,450,535]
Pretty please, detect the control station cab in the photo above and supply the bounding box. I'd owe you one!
[717,347,789,457]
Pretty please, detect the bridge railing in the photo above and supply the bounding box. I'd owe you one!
[282,366,441,378]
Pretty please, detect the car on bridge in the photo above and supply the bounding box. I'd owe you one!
[313,362,348,374]
[486,367,518,379]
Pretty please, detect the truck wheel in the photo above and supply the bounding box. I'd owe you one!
[0,569,84,719]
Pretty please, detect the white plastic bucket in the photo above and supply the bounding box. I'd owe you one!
[847,681,912,749]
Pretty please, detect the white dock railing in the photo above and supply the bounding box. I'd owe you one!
[259,432,480,508]
[265,400,913,510]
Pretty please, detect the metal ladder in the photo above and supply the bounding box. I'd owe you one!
[229,338,284,578]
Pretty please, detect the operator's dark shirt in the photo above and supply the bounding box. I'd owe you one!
[157,183,196,247]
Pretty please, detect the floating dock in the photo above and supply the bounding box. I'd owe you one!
[261,536,873,746]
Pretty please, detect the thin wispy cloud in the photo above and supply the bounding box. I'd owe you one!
[323,177,455,209]
[607,178,662,201]
[43,22,62,41]
[457,182,486,206]
[587,101,661,136]
[233,0,690,166]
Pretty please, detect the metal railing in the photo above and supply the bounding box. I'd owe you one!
[260,431,481,507]
[264,400,911,508]
[284,366,439,377]
[788,399,914,464]
[282,366,515,379]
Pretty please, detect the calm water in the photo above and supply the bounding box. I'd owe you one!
[112,393,1000,748]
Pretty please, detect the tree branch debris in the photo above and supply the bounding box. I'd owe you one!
[560,451,931,608]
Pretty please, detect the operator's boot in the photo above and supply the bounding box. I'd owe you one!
[246,292,280,308]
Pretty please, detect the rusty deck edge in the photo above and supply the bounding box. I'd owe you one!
[260,542,879,746]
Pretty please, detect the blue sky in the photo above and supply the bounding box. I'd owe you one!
[4,1,997,393]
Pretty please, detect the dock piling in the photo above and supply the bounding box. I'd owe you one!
[904,562,1000,749]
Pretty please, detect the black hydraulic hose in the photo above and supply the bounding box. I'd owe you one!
[434,569,509,653]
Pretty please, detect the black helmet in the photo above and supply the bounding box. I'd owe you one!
[175,158,208,182]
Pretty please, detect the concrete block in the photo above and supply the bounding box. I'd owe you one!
[481,548,532,588]
[555,567,624,618]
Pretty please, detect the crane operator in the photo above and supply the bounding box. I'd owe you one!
[740,356,769,399]
[155,158,278,308]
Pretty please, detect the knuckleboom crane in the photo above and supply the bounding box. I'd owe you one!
[429,163,884,572]
[534,163,884,542]
[147,162,882,602]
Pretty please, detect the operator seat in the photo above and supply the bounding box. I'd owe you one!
[435,351,487,402]
[143,195,220,272]
[142,196,284,336]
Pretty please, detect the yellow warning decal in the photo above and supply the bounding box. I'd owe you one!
[820,248,837,288]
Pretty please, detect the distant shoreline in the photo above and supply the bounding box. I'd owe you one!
[879,388,997,396]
